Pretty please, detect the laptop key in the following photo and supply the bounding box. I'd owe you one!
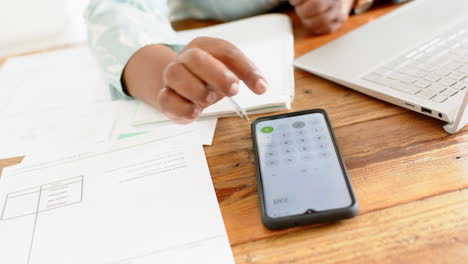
[448,71,466,80]
[390,82,420,94]
[363,72,382,83]
[389,80,405,90]
[374,67,390,75]
[453,82,467,90]
[444,62,464,71]
[460,55,468,63]
[442,88,458,96]
[417,89,437,99]
[414,79,432,88]
[406,69,428,78]
[375,77,393,86]
[388,72,405,80]
[396,65,413,74]
[459,65,468,74]
[435,68,452,76]
[389,79,402,88]
[427,84,448,93]
[400,75,418,84]
[417,63,437,71]
[424,73,442,82]
[399,85,421,95]
[432,94,449,103]
[438,77,457,87]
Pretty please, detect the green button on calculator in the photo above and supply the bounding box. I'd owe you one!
[261,126,274,133]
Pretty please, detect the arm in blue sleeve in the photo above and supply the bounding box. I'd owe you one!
[84,0,183,99]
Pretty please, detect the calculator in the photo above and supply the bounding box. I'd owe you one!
[251,109,358,229]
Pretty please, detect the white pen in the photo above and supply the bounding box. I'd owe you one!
[227,97,249,121]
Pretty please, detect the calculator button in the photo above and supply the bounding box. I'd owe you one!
[314,142,330,149]
[312,134,326,141]
[296,137,308,144]
[279,132,291,138]
[292,121,306,128]
[280,139,294,146]
[260,134,273,141]
[266,159,279,167]
[281,147,296,155]
[301,154,314,161]
[264,150,277,158]
[277,124,289,131]
[298,145,313,152]
[318,151,331,159]
[295,129,307,136]
[312,126,325,133]
[283,156,296,165]
[260,126,274,134]
[266,144,276,151]
[308,119,321,125]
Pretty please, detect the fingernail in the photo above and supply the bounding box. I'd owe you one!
[206,92,217,104]
[229,82,240,96]
[255,78,268,94]
[255,70,268,83]
[174,118,193,125]
[192,107,201,118]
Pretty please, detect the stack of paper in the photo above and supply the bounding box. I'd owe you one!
[0,46,218,157]
[0,46,227,263]
[0,132,235,263]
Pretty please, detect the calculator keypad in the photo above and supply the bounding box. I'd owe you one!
[258,120,331,166]
[255,113,352,218]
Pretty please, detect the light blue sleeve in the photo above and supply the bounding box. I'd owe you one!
[84,0,183,99]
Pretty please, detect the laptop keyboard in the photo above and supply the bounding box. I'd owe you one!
[363,21,468,103]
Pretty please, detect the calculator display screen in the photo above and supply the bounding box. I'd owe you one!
[254,113,352,218]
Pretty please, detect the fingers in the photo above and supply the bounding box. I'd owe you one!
[294,0,335,18]
[163,61,218,107]
[176,47,241,97]
[157,87,200,123]
[293,0,349,35]
[302,4,347,34]
[158,37,269,123]
[188,37,268,95]
[161,48,233,122]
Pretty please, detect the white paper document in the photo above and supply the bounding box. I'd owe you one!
[0,46,218,157]
[110,100,218,146]
[0,100,218,161]
[115,117,218,146]
[0,103,115,161]
[0,46,111,117]
[133,14,295,125]
[0,132,234,264]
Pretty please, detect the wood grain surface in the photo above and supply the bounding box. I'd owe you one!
[1,2,467,263]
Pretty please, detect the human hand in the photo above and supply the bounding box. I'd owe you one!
[290,0,355,35]
[158,37,267,124]
[129,37,267,124]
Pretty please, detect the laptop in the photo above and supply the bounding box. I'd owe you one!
[294,0,468,134]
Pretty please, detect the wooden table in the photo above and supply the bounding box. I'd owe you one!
[1,3,467,263]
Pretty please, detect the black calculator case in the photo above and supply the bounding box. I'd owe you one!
[251,109,359,230]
